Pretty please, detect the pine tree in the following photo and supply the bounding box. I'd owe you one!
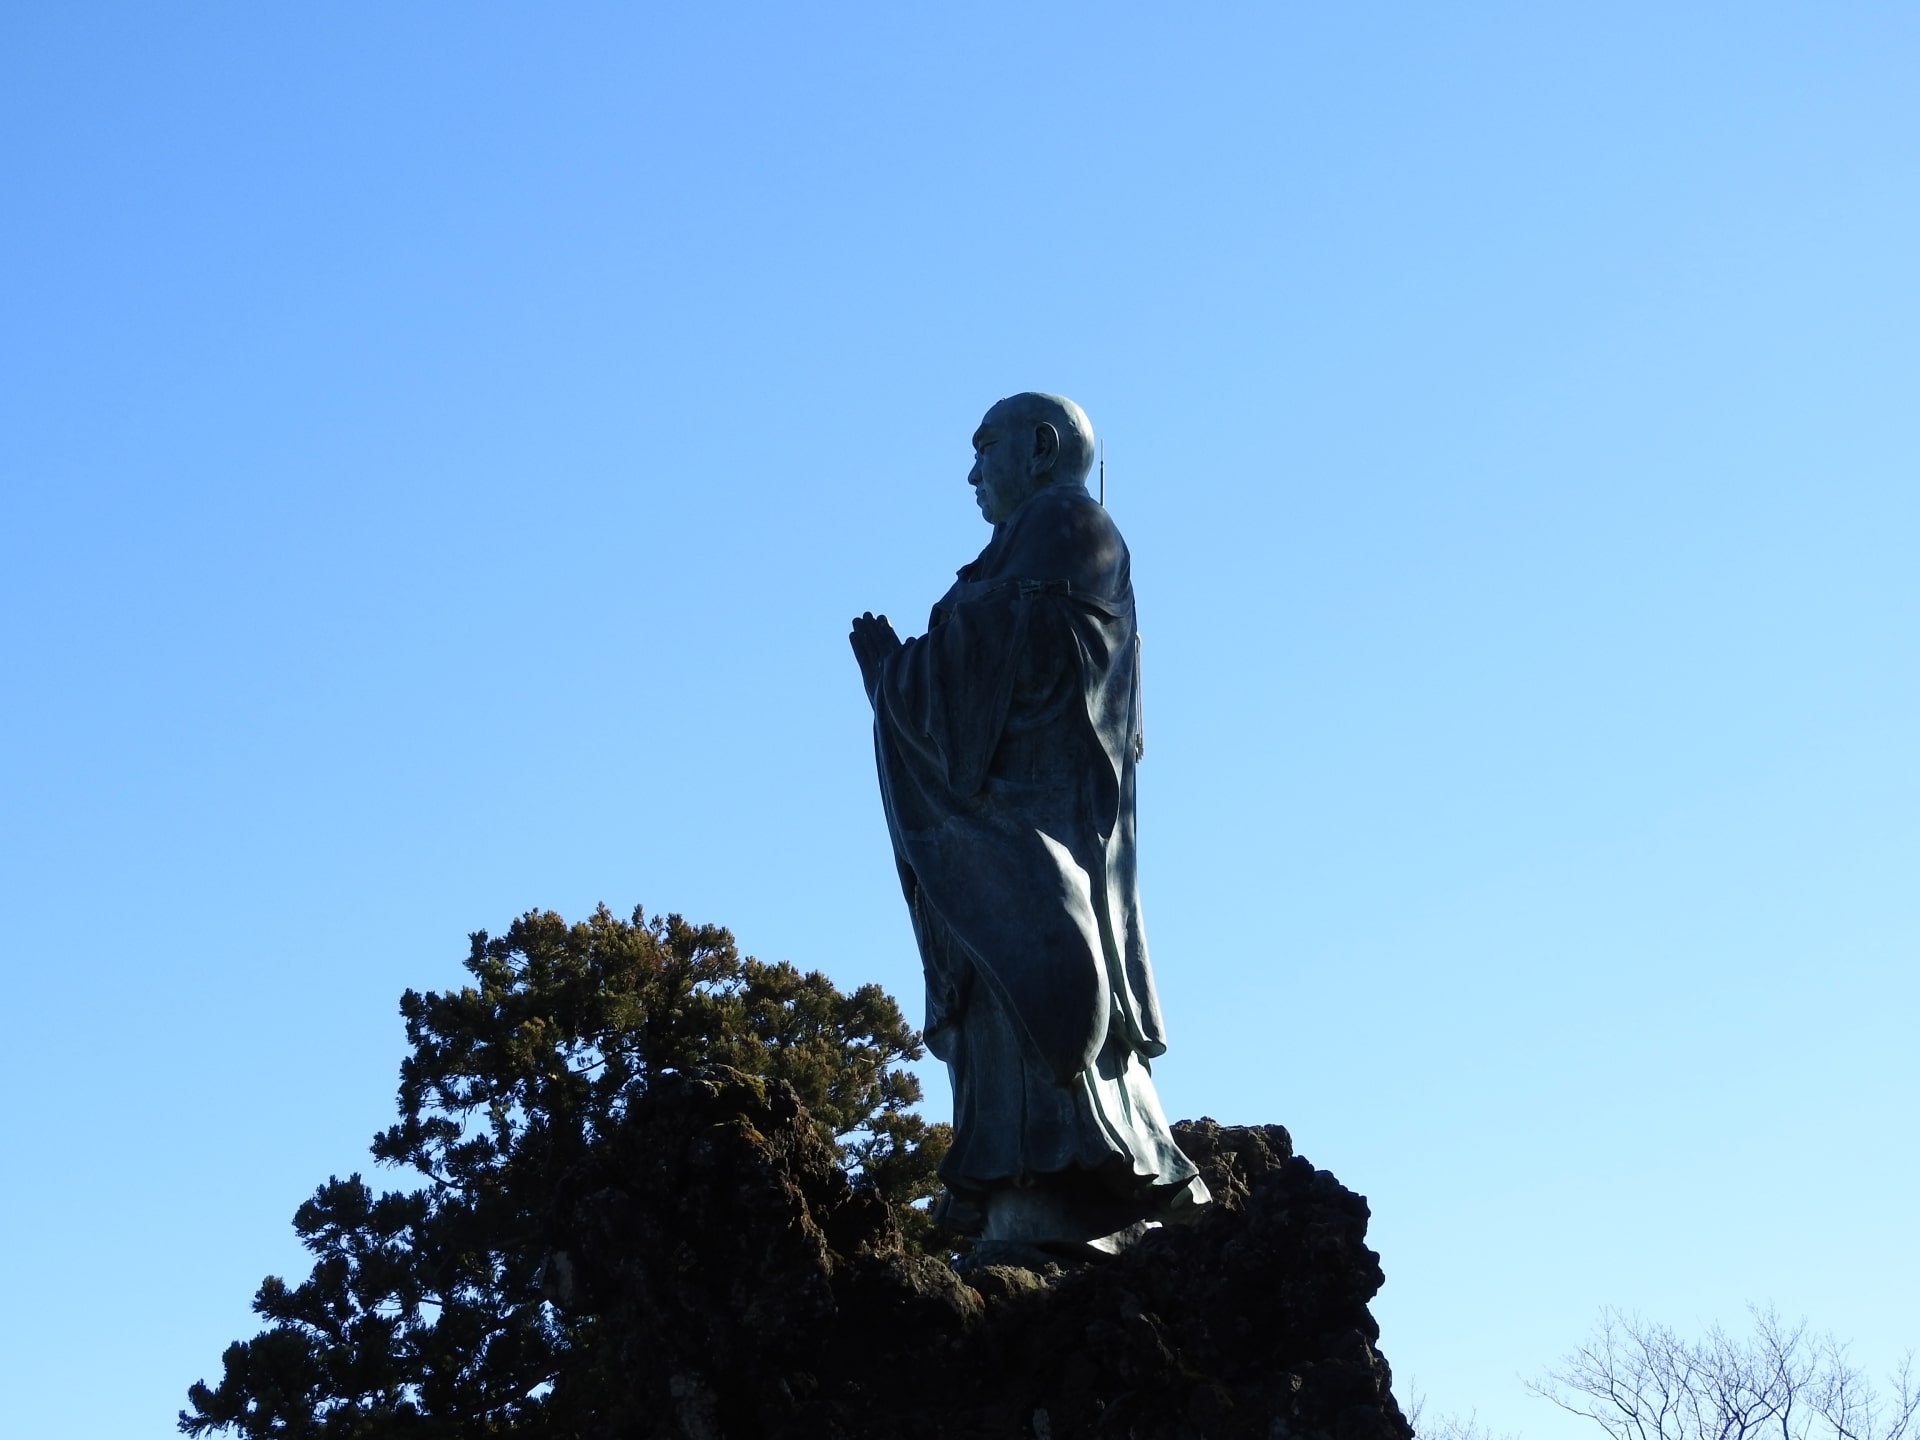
[181,905,947,1438]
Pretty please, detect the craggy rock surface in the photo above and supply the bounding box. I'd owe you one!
[546,1069,1412,1440]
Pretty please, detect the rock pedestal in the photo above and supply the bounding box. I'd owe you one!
[546,1070,1412,1440]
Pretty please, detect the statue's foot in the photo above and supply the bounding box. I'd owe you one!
[931,1187,986,1237]
[953,1223,1155,1275]
[952,1239,1063,1274]
[978,1178,1159,1258]
[1080,1218,1155,1256]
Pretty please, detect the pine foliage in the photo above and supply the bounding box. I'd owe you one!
[181,905,947,1437]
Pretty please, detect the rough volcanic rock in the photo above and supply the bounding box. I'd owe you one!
[545,1068,1411,1440]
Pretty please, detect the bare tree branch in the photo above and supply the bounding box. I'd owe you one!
[1534,1309,1915,1440]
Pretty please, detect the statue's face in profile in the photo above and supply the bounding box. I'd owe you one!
[968,405,1040,526]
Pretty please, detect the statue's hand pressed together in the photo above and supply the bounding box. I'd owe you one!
[848,611,901,702]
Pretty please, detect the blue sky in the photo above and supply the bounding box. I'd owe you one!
[3,4,1915,1435]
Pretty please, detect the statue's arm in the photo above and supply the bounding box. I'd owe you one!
[869,589,1027,797]
[848,611,903,705]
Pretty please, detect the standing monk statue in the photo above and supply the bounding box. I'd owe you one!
[850,392,1210,1261]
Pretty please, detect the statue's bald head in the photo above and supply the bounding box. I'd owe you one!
[986,392,1096,488]
[968,391,1097,525]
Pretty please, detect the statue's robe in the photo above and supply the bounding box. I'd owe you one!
[870,482,1207,1227]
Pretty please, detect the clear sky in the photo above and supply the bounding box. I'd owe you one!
[3,4,1915,1436]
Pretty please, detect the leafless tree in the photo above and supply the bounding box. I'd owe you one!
[1408,1390,1521,1440]
[1529,1307,1918,1440]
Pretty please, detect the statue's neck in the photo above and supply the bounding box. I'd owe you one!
[960,481,1088,579]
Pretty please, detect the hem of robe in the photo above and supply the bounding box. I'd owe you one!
[934,969,1209,1228]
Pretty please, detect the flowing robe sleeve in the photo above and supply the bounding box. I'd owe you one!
[873,582,1029,805]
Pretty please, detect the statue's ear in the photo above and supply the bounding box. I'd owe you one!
[1030,421,1060,476]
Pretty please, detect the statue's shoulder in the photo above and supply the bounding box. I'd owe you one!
[1032,483,1121,532]
[1006,486,1128,584]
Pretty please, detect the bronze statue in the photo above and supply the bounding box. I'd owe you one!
[851,392,1209,1260]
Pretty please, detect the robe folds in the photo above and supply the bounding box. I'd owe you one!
[870,482,1206,1219]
